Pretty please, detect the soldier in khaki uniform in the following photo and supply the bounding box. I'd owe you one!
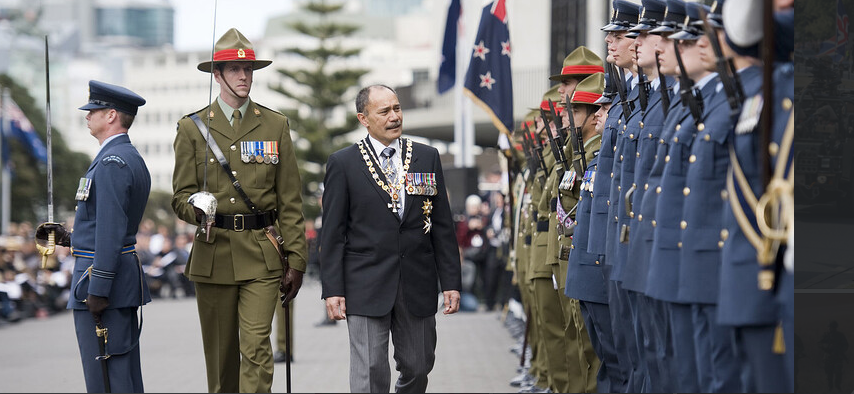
[545,48,605,393]
[559,73,608,393]
[171,28,308,393]
[526,86,569,393]
[510,116,549,391]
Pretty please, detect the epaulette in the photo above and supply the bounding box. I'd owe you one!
[184,106,209,119]
[101,155,127,167]
[254,103,285,117]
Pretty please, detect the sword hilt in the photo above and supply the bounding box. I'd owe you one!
[96,324,108,340]
[37,231,56,270]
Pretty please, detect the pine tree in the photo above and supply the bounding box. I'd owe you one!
[269,0,369,220]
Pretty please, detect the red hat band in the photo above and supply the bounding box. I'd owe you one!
[540,101,564,113]
[560,65,605,75]
[213,48,257,62]
[572,91,603,104]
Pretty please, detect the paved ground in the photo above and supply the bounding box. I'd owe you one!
[0,279,520,393]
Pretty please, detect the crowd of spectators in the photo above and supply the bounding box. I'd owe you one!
[0,218,199,328]
[0,221,73,326]
[453,177,513,313]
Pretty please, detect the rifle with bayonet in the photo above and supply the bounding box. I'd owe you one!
[523,123,547,188]
[699,10,744,118]
[609,62,634,122]
[546,99,571,171]
[519,129,536,182]
[637,62,650,113]
[541,106,568,176]
[561,94,587,176]
[673,40,704,125]
[655,52,671,119]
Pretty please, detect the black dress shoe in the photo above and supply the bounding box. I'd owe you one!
[273,351,293,363]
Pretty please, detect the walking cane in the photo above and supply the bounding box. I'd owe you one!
[284,301,292,393]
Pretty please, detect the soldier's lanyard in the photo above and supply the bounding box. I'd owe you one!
[190,114,289,267]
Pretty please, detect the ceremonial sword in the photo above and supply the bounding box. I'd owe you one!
[38,36,56,269]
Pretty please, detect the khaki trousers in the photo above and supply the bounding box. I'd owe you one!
[195,276,280,393]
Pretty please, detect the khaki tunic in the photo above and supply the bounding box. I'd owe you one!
[172,100,308,284]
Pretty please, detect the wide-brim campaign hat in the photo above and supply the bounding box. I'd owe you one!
[571,73,605,106]
[78,80,146,116]
[197,28,272,72]
[529,84,564,115]
[549,46,605,82]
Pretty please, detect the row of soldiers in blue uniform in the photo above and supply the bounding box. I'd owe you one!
[506,0,794,392]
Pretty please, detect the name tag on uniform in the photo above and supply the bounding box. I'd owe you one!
[241,141,279,164]
[76,177,92,201]
[405,173,438,196]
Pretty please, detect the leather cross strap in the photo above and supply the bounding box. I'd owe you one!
[189,114,289,268]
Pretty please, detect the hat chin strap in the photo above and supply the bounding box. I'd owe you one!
[221,76,249,100]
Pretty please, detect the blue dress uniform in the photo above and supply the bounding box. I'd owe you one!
[678,67,760,393]
[619,79,668,394]
[607,84,648,394]
[566,143,626,394]
[719,63,794,393]
[647,72,720,394]
[67,81,151,393]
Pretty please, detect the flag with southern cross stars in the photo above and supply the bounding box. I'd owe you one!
[463,0,513,137]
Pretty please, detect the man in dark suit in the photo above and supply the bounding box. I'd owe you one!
[320,84,462,393]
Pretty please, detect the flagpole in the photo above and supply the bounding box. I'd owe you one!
[458,2,474,168]
[454,39,464,168]
[0,88,8,235]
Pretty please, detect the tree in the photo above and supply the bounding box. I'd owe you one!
[1,74,92,225]
[269,0,369,220]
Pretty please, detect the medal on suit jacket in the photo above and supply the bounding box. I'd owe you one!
[357,137,413,215]
[422,199,433,234]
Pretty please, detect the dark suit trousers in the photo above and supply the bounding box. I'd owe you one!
[346,282,437,393]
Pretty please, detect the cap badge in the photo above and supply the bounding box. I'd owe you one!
[237,48,246,58]
[684,15,690,27]
[663,7,668,18]
[641,8,646,19]
[711,1,718,13]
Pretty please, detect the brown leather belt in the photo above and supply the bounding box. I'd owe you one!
[213,210,276,231]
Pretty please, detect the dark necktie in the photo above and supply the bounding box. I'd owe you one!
[233,109,242,131]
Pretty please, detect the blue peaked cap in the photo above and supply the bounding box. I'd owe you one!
[79,80,146,116]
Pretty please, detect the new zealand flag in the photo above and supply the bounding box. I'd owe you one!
[2,97,48,164]
[463,0,513,136]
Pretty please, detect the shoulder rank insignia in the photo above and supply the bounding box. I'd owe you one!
[101,155,126,167]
